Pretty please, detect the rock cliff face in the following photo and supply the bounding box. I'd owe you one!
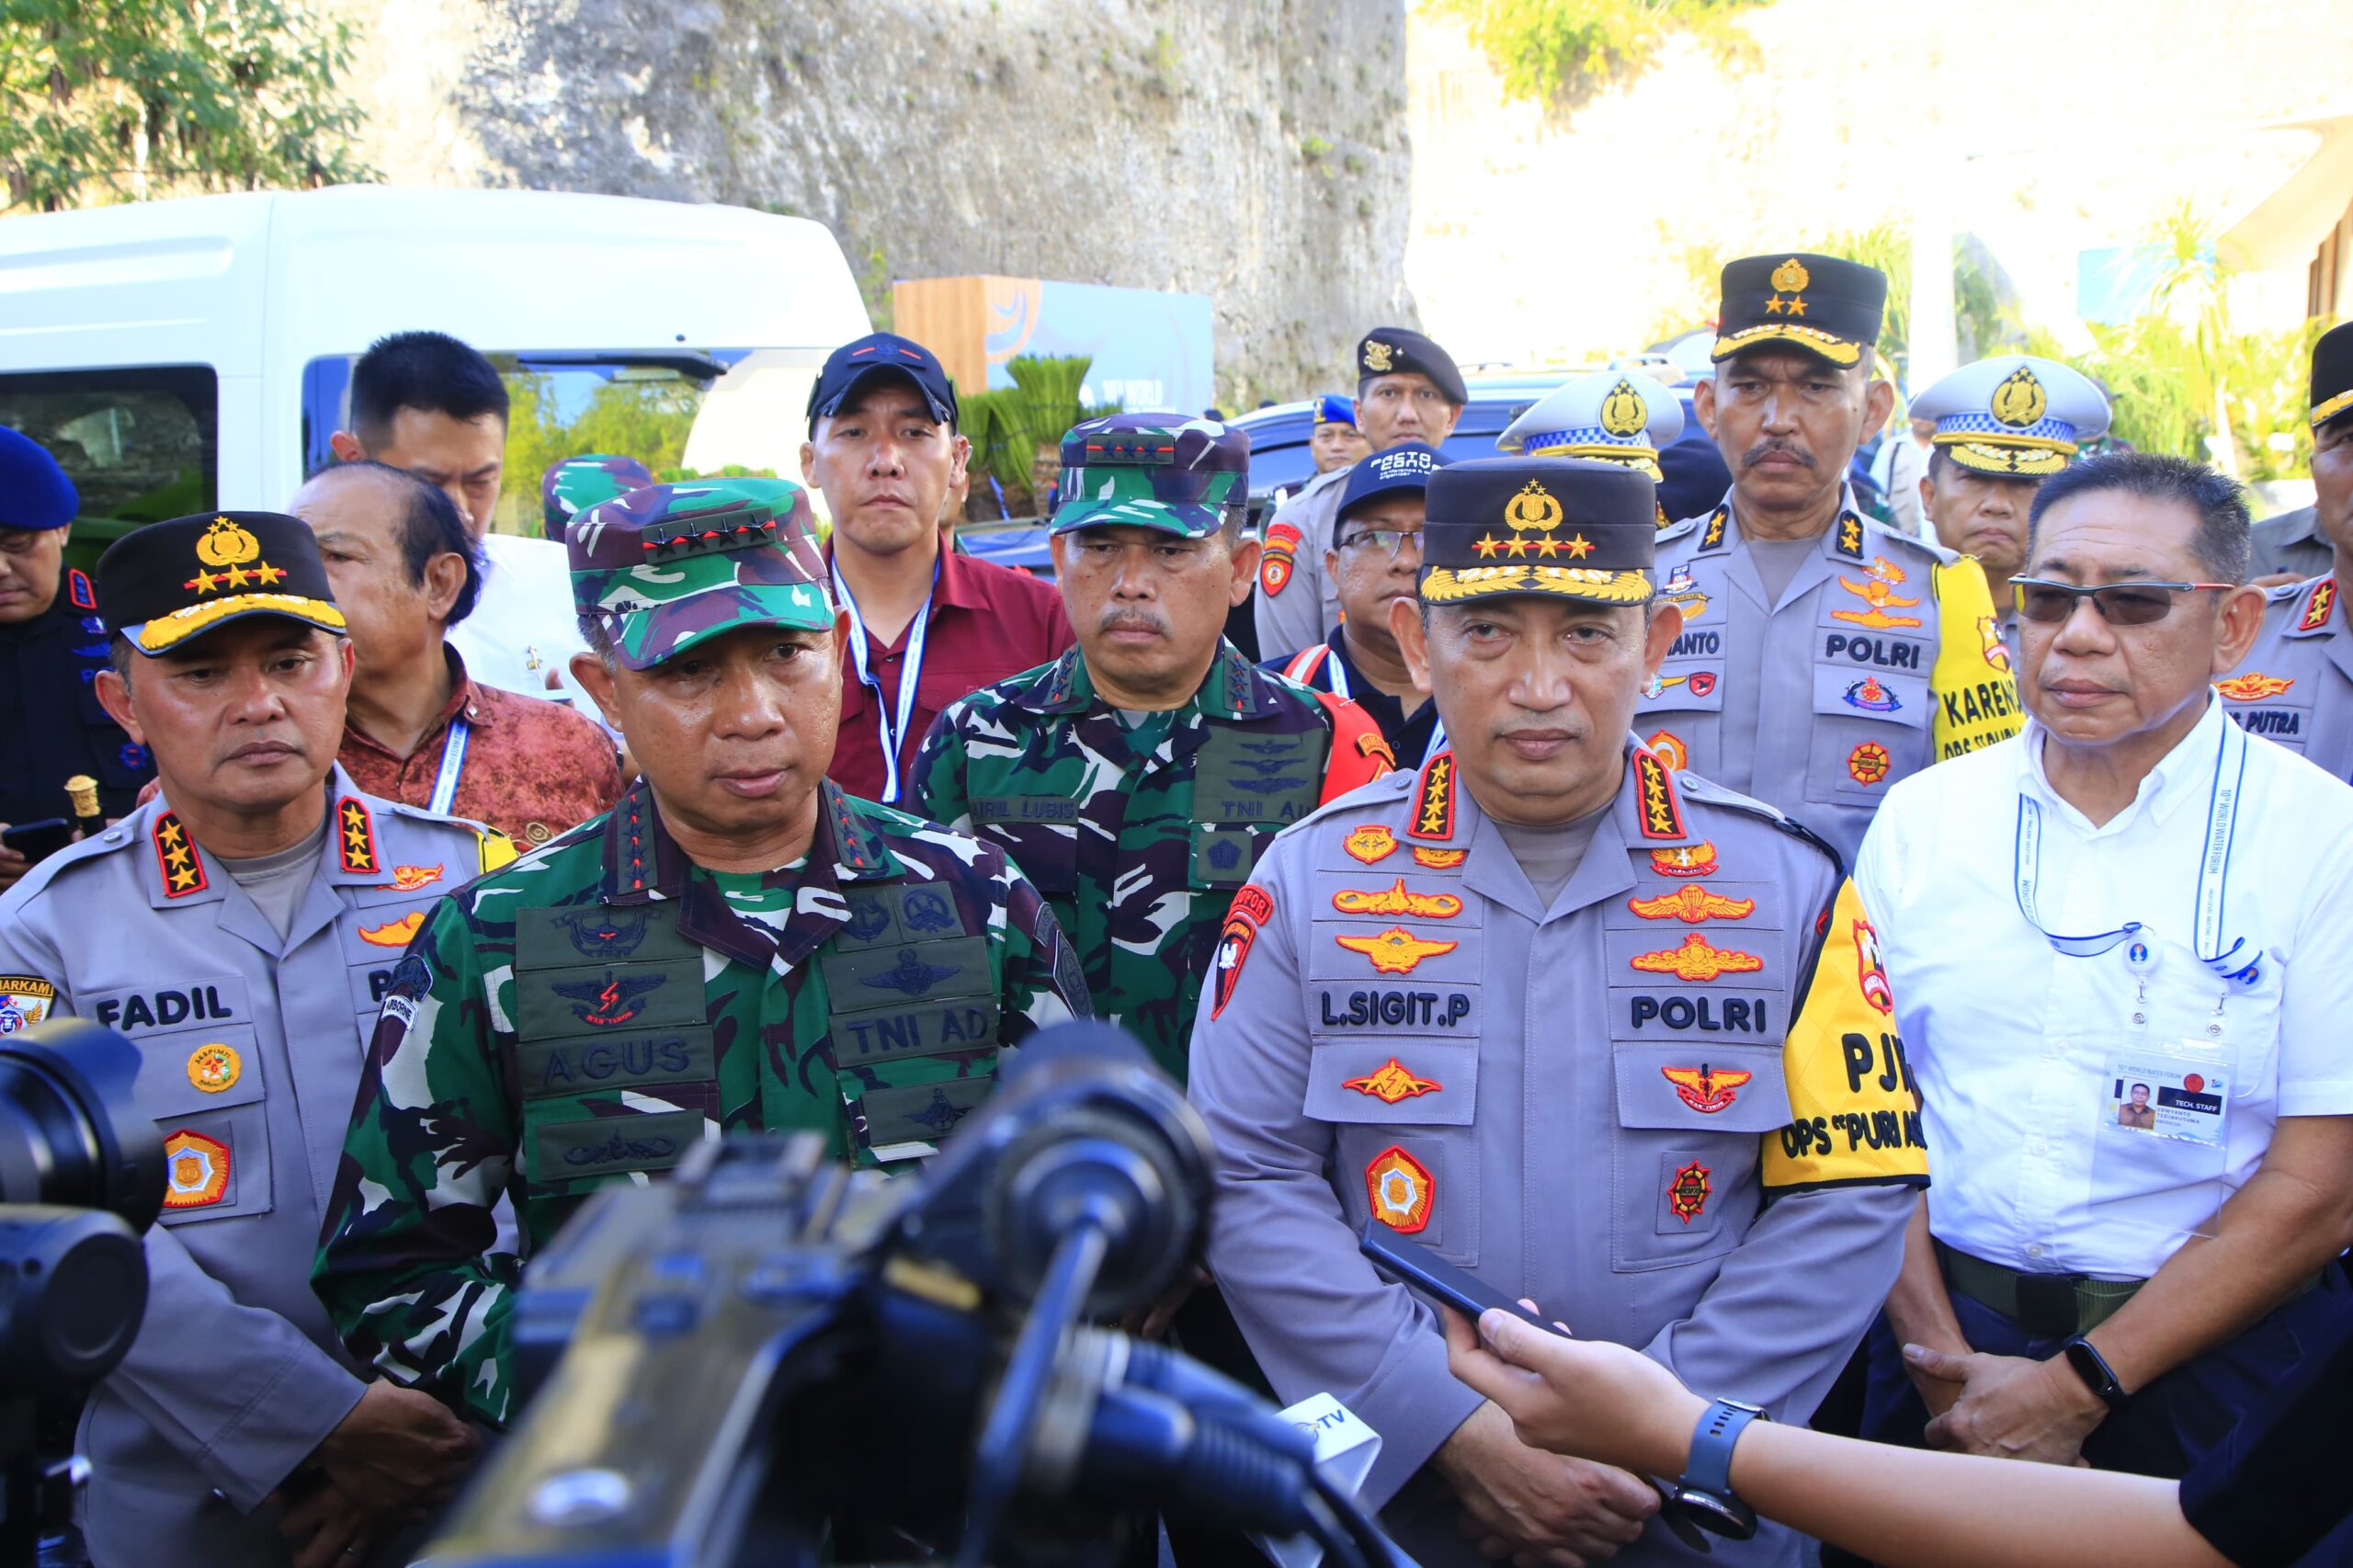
[333,0,1416,405]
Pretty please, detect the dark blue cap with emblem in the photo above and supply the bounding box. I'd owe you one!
[1337,441,1449,525]
[806,332,959,430]
[0,426,79,533]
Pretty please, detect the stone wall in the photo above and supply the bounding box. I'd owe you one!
[329,0,1417,406]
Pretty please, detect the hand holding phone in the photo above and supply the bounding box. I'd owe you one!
[1358,1219,1548,1328]
[0,818,75,866]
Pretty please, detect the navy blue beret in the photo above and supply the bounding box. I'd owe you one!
[0,426,78,532]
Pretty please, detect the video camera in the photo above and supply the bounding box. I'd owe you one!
[428,1023,1409,1568]
[0,1019,165,1563]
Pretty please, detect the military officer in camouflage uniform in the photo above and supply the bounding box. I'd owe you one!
[1190,457,1925,1567]
[313,477,1086,1426]
[0,512,499,1566]
[1256,329,1468,661]
[1648,255,2022,866]
[913,415,1392,1083]
[2216,322,2353,778]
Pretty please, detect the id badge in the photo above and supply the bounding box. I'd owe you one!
[2090,1035,2236,1246]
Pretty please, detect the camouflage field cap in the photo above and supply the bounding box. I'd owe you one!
[540,453,655,543]
[567,477,832,670]
[1050,414,1251,539]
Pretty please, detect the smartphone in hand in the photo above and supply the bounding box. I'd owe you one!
[1358,1220,1548,1328]
[1,818,74,865]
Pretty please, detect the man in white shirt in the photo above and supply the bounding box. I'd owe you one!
[1854,451,2353,1481]
[328,331,593,710]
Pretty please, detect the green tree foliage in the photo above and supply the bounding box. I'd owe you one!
[958,357,1098,518]
[1,0,374,212]
[494,369,778,537]
[1429,0,1766,112]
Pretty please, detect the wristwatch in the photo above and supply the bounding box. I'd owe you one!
[2062,1335,2131,1413]
[1664,1397,1768,1543]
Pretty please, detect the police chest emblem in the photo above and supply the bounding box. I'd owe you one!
[1364,1145,1434,1233]
[1843,676,1901,713]
[2215,672,2293,701]
[1344,825,1399,865]
[553,971,665,1027]
[1336,926,1458,976]
[0,977,55,1035]
[383,864,443,893]
[560,907,652,957]
[187,1043,242,1093]
[1662,1063,1750,1113]
[1833,559,1923,630]
[1649,841,1718,878]
[1344,1058,1442,1104]
[1644,731,1688,773]
[1631,933,1763,982]
[1411,846,1467,869]
[358,911,425,948]
[1627,886,1754,925]
[1667,1161,1712,1224]
[860,950,962,998]
[1847,742,1892,785]
[1332,881,1463,919]
[163,1129,231,1209]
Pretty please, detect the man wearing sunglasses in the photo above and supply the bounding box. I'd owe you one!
[1850,451,2353,1496]
[1269,442,1449,767]
[2214,322,2353,779]
[1647,255,2023,869]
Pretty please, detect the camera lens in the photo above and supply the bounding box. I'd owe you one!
[0,1021,165,1231]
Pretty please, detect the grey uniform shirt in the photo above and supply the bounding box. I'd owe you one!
[1253,464,1349,660]
[0,770,501,1567]
[2219,573,2353,779]
[1643,487,2022,869]
[1189,743,1926,1565]
[2248,506,2332,584]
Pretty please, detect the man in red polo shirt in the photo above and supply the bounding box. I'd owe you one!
[801,333,1073,804]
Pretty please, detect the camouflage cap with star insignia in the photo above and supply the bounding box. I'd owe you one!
[1419,457,1657,607]
[540,453,655,543]
[1496,370,1686,482]
[97,511,347,656]
[1909,355,2111,477]
[1049,414,1251,539]
[1711,253,1887,369]
[566,477,831,670]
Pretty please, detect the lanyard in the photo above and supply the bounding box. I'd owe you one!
[2013,714,2260,985]
[831,558,936,804]
[1318,645,1447,766]
[429,719,471,816]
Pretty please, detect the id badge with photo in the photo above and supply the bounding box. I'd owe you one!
[2091,1036,2236,1245]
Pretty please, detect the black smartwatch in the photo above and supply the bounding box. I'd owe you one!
[2062,1335,2130,1413]
[1664,1397,1768,1543]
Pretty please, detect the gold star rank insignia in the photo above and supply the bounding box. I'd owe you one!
[337,797,379,874]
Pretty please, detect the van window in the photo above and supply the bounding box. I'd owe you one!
[0,366,219,526]
[301,350,824,538]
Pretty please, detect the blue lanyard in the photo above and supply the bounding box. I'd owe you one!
[831,558,936,804]
[2013,712,2260,985]
[428,719,471,816]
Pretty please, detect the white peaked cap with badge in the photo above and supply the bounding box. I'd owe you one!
[1908,355,2111,478]
[1496,369,1686,482]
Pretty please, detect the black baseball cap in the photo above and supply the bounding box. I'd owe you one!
[806,333,959,430]
[97,512,346,656]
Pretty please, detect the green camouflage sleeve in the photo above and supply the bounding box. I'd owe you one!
[911,703,976,832]
[312,897,523,1426]
[993,851,1092,1036]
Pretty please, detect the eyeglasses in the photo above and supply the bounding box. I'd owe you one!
[1337,528,1423,560]
[2011,576,2236,627]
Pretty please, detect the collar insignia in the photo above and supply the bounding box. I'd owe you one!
[337,796,378,874]
[153,812,207,897]
[1633,749,1687,840]
[1407,751,1457,841]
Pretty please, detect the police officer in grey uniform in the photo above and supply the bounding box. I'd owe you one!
[1255,328,1467,661]
[1647,256,2023,867]
[0,512,501,1566]
[2218,322,2353,778]
[1191,457,1926,1566]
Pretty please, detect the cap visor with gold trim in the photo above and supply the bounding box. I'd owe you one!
[1497,370,1685,483]
[568,477,832,671]
[97,512,347,656]
[1711,252,1888,369]
[1419,457,1657,607]
[2311,321,2353,430]
[1910,355,2111,478]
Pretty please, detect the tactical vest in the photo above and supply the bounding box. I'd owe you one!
[508,886,1002,1185]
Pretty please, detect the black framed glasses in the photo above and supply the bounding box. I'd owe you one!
[2011,576,2235,627]
[1337,528,1424,559]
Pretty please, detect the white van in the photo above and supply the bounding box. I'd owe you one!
[0,185,871,559]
